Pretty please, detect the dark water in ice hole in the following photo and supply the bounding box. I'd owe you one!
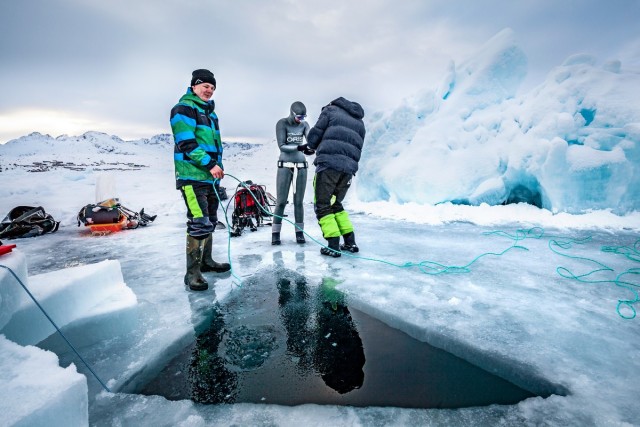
[140,270,538,409]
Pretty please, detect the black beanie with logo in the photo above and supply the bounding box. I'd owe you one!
[191,69,216,88]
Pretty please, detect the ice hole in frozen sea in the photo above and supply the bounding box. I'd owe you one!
[139,268,566,409]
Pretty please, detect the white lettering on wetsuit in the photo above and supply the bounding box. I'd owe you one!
[286,132,304,144]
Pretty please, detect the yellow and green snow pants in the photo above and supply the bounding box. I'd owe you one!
[313,169,354,239]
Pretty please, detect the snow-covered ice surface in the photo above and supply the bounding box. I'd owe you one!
[1,28,640,426]
[0,333,88,427]
[1,136,638,426]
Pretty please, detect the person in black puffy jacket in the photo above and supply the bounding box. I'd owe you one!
[298,97,365,257]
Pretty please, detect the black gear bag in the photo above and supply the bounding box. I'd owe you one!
[0,206,60,239]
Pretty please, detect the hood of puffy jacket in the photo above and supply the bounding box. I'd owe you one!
[331,97,364,119]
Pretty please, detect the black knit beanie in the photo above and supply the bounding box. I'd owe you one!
[191,69,216,87]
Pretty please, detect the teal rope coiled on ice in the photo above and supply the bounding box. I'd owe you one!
[549,236,640,320]
[349,229,532,276]
[487,228,638,320]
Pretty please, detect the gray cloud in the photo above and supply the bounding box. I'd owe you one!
[1,0,638,143]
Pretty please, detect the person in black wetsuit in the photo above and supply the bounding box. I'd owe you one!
[272,101,313,245]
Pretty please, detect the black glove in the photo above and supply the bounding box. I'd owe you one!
[297,144,315,155]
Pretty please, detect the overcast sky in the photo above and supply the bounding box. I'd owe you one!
[1,0,639,144]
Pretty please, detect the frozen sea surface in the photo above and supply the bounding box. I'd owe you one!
[13,203,639,426]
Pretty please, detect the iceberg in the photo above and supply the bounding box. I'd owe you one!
[358,28,640,214]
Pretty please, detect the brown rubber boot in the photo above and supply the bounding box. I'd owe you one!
[185,235,208,291]
[200,235,230,273]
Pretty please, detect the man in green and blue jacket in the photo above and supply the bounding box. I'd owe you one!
[170,69,230,291]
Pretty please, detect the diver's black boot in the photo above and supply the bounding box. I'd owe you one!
[272,232,281,245]
[185,235,208,291]
[340,231,359,253]
[320,237,341,258]
[200,235,230,273]
[295,223,305,244]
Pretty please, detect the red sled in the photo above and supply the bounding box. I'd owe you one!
[86,216,128,235]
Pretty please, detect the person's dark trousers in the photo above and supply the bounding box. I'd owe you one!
[313,169,355,242]
[180,182,219,238]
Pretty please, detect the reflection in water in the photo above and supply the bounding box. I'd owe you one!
[313,278,365,394]
[188,303,237,404]
[277,276,313,374]
[143,269,541,408]
[277,276,365,394]
[187,273,366,401]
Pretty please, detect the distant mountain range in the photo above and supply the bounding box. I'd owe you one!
[0,131,259,173]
